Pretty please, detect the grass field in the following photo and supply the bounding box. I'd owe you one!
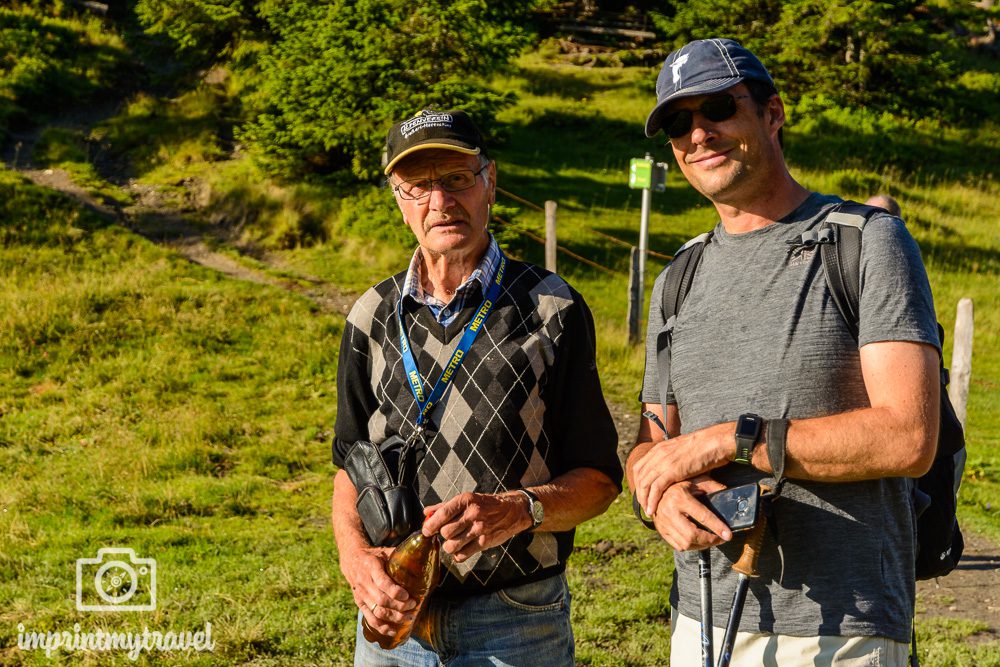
[2,48,999,666]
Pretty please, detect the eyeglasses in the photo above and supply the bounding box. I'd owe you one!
[663,94,750,139]
[392,165,488,200]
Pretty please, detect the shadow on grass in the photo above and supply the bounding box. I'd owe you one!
[0,10,135,133]
[495,214,692,276]
[494,109,708,215]
[921,237,1000,275]
[495,106,1000,276]
[786,117,1000,186]
[954,554,1000,572]
[592,224,693,259]
[0,171,116,246]
[513,64,652,101]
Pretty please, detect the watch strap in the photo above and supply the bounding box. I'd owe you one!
[734,413,764,465]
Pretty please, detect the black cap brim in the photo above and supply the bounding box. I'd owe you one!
[383,141,481,175]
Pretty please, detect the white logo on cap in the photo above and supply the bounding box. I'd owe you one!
[671,54,690,88]
[400,113,453,139]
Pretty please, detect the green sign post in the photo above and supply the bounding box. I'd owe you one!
[627,153,669,342]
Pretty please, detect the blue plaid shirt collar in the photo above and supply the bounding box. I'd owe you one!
[402,235,502,325]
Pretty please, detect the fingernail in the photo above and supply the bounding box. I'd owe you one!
[722,530,732,541]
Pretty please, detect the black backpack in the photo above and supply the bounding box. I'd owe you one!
[658,202,965,581]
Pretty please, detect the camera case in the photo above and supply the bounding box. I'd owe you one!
[344,435,422,547]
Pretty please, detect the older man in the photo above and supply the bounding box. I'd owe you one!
[628,40,940,666]
[332,109,622,666]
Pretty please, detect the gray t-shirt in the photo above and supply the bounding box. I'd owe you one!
[640,193,939,643]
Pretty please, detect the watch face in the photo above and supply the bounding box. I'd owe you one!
[532,503,544,524]
[737,415,761,438]
[521,490,543,528]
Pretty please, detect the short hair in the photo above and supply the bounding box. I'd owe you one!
[478,153,493,190]
[744,79,777,110]
[743,79,782,147]
[865,194,902,217]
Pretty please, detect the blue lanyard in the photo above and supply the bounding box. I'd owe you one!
[397,253,506,429]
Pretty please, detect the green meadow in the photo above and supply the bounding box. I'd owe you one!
[2,37,999,667]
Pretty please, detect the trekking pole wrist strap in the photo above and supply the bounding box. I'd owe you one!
[766,418,789,490]
[632,492,657,530]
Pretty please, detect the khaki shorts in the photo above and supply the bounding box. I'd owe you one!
[670,610,909,667]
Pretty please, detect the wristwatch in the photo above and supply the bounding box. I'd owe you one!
[517,489,544,531]
[734,413,764,465]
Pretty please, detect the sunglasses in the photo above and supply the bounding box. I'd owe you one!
[663,94,750,139]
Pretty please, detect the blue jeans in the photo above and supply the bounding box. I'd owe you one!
[353,573,574,666]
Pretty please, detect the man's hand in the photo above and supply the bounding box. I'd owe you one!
[422,492,531,562]
[632,421,733,516]
[340,544,418,637]
[649,475,732,551]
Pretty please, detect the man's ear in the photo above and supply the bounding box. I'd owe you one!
[487,160,497,206]
[768,95,786,134]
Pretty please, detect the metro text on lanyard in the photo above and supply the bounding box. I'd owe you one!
[397,253,507,431]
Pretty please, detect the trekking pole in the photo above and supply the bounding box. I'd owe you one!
[716,485,769,667]
[699,549,714,667]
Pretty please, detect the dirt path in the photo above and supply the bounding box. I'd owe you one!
[19,167,356,316]
[918,530,1000,641]
[7,157,1000,645]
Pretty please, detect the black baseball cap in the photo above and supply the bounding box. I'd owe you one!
[383,109,489,175]
[645,38,774,137]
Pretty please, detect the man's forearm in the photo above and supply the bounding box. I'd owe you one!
[625,441,655,491]
[332,469,370,560]
[527,467,620,532]
[633,341,940,494]
[639,402,937,491]
[753,403,938,481]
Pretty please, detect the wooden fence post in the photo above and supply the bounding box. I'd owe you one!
[627,247,641,344]
[545,200,557,273]
[949,298,974,429]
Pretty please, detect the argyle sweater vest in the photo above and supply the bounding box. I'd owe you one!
[334,259,621,597]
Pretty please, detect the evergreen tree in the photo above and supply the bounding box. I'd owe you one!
[651,1,976,121]
[239,0,534,181]
[134,0,264,64]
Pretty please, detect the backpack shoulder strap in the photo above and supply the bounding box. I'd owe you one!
[661,231,712,323]
[655,231,711,418]
[819,201,885,341]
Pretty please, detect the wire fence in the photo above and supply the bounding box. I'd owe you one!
[493,186,674,276]
[491,214,624,276]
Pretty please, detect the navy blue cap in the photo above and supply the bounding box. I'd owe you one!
[645,38,774,137]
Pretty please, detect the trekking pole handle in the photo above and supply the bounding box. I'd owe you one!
[731,483,770,578]
[731,516,767,577]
